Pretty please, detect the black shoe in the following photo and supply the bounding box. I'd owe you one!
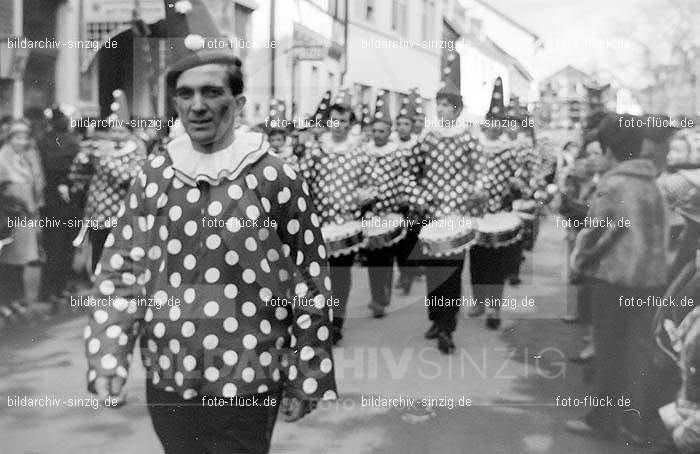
[486,316,501,330]
[437,332,455,354]
[424,323,439,339]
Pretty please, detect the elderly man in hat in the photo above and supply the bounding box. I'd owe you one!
[83,45,337,454]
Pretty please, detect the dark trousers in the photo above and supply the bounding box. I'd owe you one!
[328,252,355,330]
[365,246,395,307]
[422,252,465,333]
[40,220,76,299]
[504,241,523,279]
[585,280,666,440]
[147,382,282,454]
[395,228,420,280]
[469,245,509,314]
[89,228,111,273]
[0,264,24,306]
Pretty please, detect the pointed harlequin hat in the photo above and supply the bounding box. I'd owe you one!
[311,90,332,124]
[108,89,130,123]
[506,95,522,122]
[486,77,506,120]
[397,92,415,120]
[266,98,288,133]
[359,103,372,127]
[436,49,462,106]
[410,88,425,118]
[332,87,353,108]
[164,0,241,88]
[373,89,392,126]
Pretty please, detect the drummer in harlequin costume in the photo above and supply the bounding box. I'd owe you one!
[361,90,409,317]
[299,98,373,344]
[469,77,527,330]
[82,3,337,453]
[265,98,297,168]
[393,91,420,294]
[406,47,486,354]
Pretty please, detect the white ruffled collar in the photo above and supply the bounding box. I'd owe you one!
[167,132,269,186]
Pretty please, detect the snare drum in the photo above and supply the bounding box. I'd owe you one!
[419,215,476,257]
[362,213,406,250]
[321,221,364,257]
[475,212,523,248]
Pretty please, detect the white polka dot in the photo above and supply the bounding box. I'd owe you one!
[130,247,145,262]
[313,294,326,309]
[184,220,198,236]
[99,280,115,296]
[183,388,197,399]
[121,225,133,240]
[303,378,318,394]
[242,367,255,383]
[277,188,291,204]
[104,233,115,248]
[259,352,272,366]
[323,390,337,400]
[83,326,92,339]
[298,197,307,212]
[208,200,223,216]
[183,288,196,304]
[261,198,271,213]
[225,250,239,266]
[203,334,219,350]
[283,164,296,179]
[175,371,184,386]
[204,301,219,317]
[272,369,281,381]
[279,269,289,282]
[110,254,124,270]
[148,246,162,260]
[167,239,182,255]
[241,301,256,317]
[226,217,241,232]
[296,250,304,266]
[169,272,182,288]
[156,193,168,209]
[259,319,272,334]
[169,306,181,321]
[246,205,260,220]
[295,283,308,297]
[245,237,257,251]
[304,230,314,245]
[222,383,237,397]
[309,262,321,277]
[223,317,238,333]
[94,310,108,324]
[152,370,160,384]
[318,245,326,258]
[169,339,180,354]
[148,339,157,352]
[259,287,272,302]
[186,188,200,203]
[205,268,220,283]
[145,182,158,198]
[224,284,238,299]
[159,355,171,369]
[88,338,100,354]
[317,326,329,341]
[260,259,271,273]
[101,354,117,369]
[297,314,311,329]
[242,269,256,284]
[206,234,221,249]
[228,184,243,200]
[300,346,315,361]
[258,228,269,241]
[223,350,238,366]
[204,367,219,382]
[181,321,195,337]
[275,307,288,320]
[144,308,154,322]
[267,249,280,262]
[288,365,298,380]
[159,226,168,241]
[246,174,258,189]
[169,206,182,221]
[153,322,166,338]
[287,219,300,234]
[183,355,197,371]
[129,193,138,209]
[106,325,121,338]
[242,334,257,349]
[183,254,196,270]
[282,244,291,257]
[151,155,166,168]
[264,166,278,181]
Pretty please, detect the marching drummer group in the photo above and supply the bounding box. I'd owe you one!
[266,48,553,354]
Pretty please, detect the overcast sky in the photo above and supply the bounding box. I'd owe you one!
[485,0,654,85]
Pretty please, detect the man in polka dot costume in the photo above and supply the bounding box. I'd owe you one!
[404,82,488,354]
[299,103,373,344]
[83,50,336,454]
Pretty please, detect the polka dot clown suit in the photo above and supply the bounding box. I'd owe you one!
[84,132,337,402]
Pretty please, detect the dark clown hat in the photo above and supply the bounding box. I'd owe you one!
[359,103,372,127]
[436,49,461,105]
[398,92,415,120]
[486,77,506,120]
[373,89,392,126]
[410,88,424,117]
[163,0,240,88]
[266,98,288,132]
[311,90,332,125]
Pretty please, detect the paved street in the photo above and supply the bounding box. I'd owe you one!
[0,216,652,453]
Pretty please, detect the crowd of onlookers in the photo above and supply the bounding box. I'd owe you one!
[557,113,700,452]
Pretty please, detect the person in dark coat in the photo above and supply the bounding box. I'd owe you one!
[37,108,82,308]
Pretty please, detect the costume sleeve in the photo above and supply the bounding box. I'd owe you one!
[569,178,625,275]
[84,168,152,394]
[404,141,429,209]
[275,163,337,401]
